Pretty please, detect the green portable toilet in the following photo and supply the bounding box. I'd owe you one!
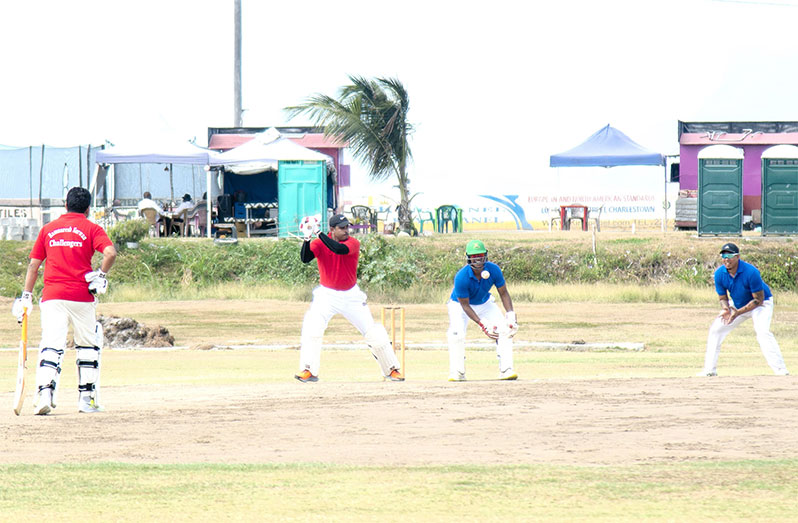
[761,145,798,236]
[277,160,327,238]
[697,144,744,236]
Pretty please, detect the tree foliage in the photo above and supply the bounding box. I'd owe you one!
[285,75,415,232]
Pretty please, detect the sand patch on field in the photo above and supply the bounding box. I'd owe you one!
[2,376,796,466]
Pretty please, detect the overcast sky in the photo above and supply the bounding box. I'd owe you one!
[2,0,797,196]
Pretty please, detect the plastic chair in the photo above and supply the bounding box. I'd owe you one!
[548,211,562,232]
[415,208,436,234]
[140,208,161,237]
[588,204,604,232]
[376,206,398,235]
[436,205,462,233]
[188,204,209,237]
[174,209,189,236]
[349,205,376,234]
[566,206,586,231]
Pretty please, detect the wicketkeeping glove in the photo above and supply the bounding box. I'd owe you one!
[85,270,108,295]
[479,321,499,340]
[506,311,518,338]
[11,291,33,323]
[298,214,321,241]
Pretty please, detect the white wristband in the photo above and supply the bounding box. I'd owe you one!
[506,311,516,323]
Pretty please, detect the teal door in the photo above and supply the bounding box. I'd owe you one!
[277,161,326,238]
[761,159,798,235]
[698,159,743,236]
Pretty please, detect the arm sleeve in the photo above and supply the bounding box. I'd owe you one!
[318,232,349,255]
[490,264,506,288]
[453,271,470,300]
[93,226,114,253]
[29,229,46,260]
[748,268,765,294]
[300,240,315,263]
[714,269,726,297]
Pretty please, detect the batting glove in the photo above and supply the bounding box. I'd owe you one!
[85,270,108,295]
[11,291,33,323]
[506,311,518,338]
[479,321,499,340]
[299,215,321,241]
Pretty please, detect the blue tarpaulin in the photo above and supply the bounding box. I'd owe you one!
[550,125,664,167]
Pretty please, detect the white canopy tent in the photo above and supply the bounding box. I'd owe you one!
[93,138,217,238]
[209,128,333,173]
[93,130,336,238]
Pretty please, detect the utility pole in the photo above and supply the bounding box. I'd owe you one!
[233,0,242,127]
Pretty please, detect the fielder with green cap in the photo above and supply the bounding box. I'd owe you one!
[446,239,518,381]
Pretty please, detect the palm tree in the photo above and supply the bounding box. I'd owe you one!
[285,75,415,233]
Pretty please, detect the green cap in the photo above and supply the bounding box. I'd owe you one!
[465,239,487,255]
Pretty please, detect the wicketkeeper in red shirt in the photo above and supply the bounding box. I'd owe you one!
[11,187,117,414]
[294,213,404,382]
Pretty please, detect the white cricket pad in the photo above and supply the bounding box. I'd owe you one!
[496,336,514,375]
[365,324,400,376]
[299,308,327,376]
[447,334,466,378]
[36,347,64,408]
[76,346,101,403]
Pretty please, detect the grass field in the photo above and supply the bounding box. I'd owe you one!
[1,461,796,521]
[1,229,797,521]
[1,296,797,520]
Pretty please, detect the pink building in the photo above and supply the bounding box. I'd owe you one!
[678,121,798,216]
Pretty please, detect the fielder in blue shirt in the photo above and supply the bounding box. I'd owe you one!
[698,242,789,376]
[447,239,518,381]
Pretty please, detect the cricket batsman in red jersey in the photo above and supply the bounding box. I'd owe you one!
[11,187,116,414]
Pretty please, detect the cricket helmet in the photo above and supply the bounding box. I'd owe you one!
[465,239,488,267]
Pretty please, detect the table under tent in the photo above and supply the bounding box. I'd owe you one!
[550,124,668,231]
[94,138,217,237]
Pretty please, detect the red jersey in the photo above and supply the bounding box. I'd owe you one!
[310,235,360,291]
[30,212,114,303]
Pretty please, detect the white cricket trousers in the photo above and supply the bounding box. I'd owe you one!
[299,284,376,376]
[702,298,788,374]
[39,299,98,350]
[36,300,98,400]
[447,296,513,377]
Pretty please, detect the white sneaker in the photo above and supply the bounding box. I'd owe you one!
[33,390,53,416]
[78,394,103,414]
[499,368,518,380]
[448,372,466,382]
[696,370,718,377]
[775,369,790,376]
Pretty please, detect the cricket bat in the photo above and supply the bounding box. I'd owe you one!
[12,310,28,416]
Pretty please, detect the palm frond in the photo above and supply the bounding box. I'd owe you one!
[283,75,417,232]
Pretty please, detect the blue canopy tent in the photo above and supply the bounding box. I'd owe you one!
[550,125,668,230]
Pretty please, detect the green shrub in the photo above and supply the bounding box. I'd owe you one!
[2,234,797,299]
[359,235,421,289]
[107,219,150,246]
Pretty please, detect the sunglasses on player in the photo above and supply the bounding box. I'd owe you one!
[721,253,738,259]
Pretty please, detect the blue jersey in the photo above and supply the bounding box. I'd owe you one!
[449,261,506,305]
[714,259,772,308]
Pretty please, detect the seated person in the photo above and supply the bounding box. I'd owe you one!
[174,193,194,214]
[137,191,164,218]
[168,193,194,235]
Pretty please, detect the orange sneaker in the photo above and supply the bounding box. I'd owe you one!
[388,369,405,382]
[294,369,318,383]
